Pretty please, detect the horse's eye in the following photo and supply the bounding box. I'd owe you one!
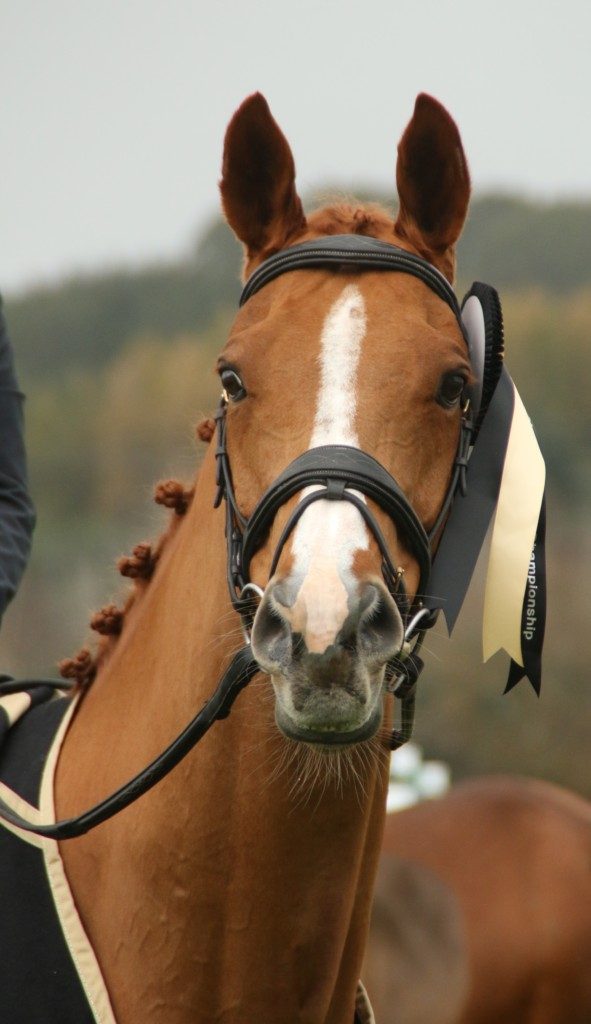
[220,368,247,403]
[437,372,467,409]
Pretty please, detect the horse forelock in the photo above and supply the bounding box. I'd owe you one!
[305,200,396,240]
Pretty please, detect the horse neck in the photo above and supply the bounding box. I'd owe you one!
[57,444,390,1024]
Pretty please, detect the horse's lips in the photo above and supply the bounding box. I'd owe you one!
[274,702,382,746]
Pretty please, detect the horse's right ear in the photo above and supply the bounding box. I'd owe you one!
[220,93,306,261]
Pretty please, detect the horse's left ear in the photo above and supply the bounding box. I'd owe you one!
[395,94,470,281]
[220,93,306,264]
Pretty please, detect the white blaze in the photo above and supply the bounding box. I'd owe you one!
[289,285,370,651]
[308,284,366,449]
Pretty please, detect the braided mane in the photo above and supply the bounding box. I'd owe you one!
[59,473,198,691]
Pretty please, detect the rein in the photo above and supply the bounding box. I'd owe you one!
[0,234,474,840]
[0,650,257,839]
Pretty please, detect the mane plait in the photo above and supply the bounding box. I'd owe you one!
[59,585,136,691]
[90,604,124,636]
[196,417,216,443]
[153,478,195,515]
[59,476,195,692]
[59,647,97,690]
[118,541,158,580]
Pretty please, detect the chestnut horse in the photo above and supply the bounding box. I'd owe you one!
[40,91,507,1024]
[365,776,591,1024]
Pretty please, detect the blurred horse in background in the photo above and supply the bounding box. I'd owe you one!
[364,776,591,1024]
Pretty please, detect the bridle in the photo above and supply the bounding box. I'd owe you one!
[214,234,475,706]
[0,234,476,840]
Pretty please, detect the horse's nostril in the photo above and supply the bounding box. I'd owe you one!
[341,634,357,656]
[337,614,359,657]
[255,603,289,647]
[291,632,306,660]
[368,595,394,636]
[251,591,291,667]
[357,585,402,661]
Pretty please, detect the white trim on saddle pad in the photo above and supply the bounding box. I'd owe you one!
[39,698,117,1024]
[356,980,376,1023]
[0,780,44,847]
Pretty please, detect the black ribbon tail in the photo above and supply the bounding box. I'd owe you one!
[504,494,546,696]
[426,370,515,630]
[504,659,527,695]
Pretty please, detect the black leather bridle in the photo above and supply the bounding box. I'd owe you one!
[0,234,474,840]
[214,234,474,702]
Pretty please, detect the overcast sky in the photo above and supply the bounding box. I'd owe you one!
[2,0,589,294]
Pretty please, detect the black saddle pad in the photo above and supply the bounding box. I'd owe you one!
[0,683,100,1023]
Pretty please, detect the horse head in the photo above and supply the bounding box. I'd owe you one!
[217,93,471,747]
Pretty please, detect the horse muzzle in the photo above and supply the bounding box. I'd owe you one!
[251,577,403,745]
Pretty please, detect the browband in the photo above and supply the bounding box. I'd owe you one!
[240,234,466,334]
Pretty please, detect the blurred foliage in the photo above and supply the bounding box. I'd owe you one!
[8,219,242,383]
[458,195,591,291]
[1,194,590,797]
[499,290,591,501]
